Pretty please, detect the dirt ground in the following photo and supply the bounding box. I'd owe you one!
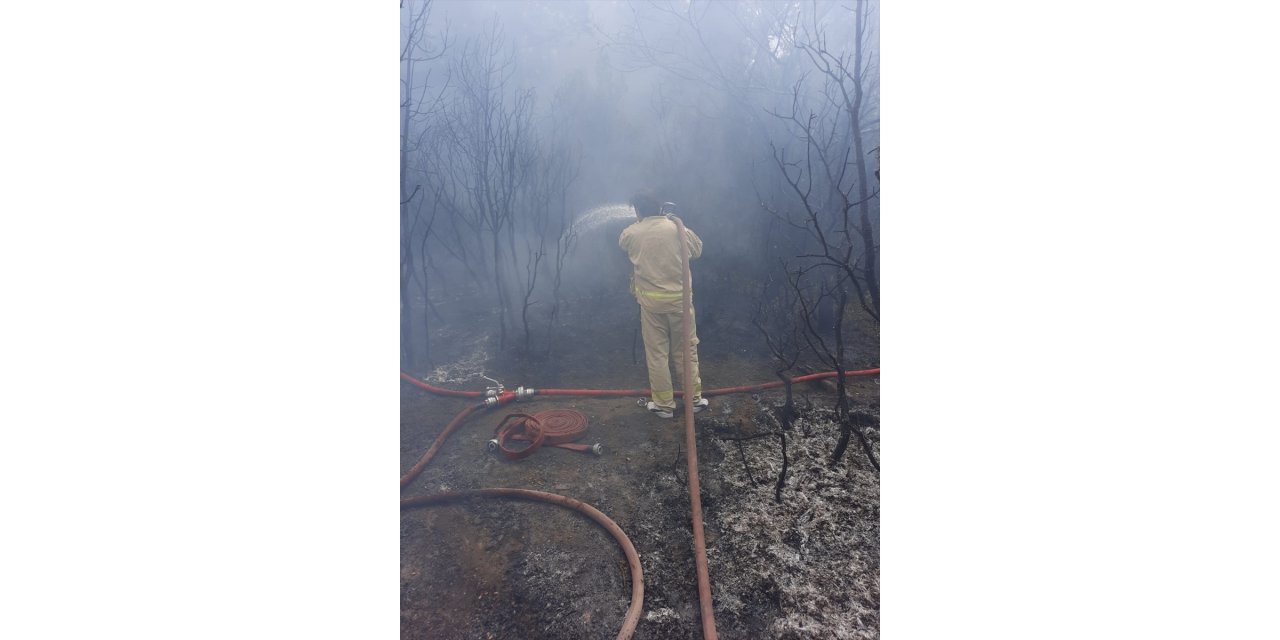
[401,292,879,639]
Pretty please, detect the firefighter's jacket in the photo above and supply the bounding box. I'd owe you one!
[618,215,703,314]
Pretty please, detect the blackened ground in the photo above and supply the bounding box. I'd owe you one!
[402,290,879,639]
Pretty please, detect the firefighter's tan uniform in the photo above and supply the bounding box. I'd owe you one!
[619,215,704,411]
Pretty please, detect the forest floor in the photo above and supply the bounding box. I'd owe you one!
[401,290,880,639]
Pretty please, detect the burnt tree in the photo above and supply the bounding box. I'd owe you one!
[400,0,447,367]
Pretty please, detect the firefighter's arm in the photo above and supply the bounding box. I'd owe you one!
[685,227,703,260]
[619,228,635,295]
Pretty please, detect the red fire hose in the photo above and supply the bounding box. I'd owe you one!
[399,371,485,397]
[530,368,879,399]
[702,369,879,395]
[401,368,878,402]
[489,409,598,460]
[400,402,484,488]
[671,214,717,640]
[402,488,644,640]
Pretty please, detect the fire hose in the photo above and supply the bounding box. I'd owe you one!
[400,402,484,489]
[401,488,644,640]
[670,213,717,640]
[399,369,880,400]
[487,409,601,460]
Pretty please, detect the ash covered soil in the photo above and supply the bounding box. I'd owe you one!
[402,294,879,639]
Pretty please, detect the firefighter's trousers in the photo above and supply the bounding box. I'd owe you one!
[640,305,702,411]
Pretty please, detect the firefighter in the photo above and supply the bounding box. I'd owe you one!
[618,193,710,419]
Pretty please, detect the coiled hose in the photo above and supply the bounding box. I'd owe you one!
[490,409,595,460]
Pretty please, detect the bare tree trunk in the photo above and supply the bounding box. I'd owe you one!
[829,285,879,470]
[399,0,443,367]
[420,259,431,364]
[400,54,415,368]
[774,429,789,503]
[850,0,879,318]
[492,233,508,350]
[829,286,852,464]
[521,239,544,356]
[774,372,797,503]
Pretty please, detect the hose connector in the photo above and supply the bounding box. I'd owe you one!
[515,386,536,400]
[591,443,604,456]
[484,390,517,408]
[481,373,504,397]
[487,439,499,452]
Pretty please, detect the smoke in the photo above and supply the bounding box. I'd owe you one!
[402,0,880,362]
